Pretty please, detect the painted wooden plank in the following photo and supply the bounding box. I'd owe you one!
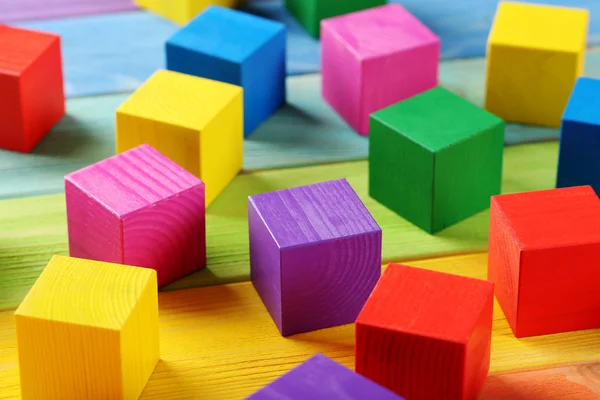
[3,49,594,201]
[10,1,600,97]
[2,253,600,399]
[12,7,320,98]
[0,0,137,23]
[0,141,559,311]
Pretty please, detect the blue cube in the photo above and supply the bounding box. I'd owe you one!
[557,77,600,194]
[166,6,286,137]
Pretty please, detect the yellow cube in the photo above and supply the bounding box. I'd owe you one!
[116,69,243,206]
[134,0,243,25]
[485,2,589,128]
[14,255,159,400]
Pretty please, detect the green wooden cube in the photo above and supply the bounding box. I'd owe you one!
[369,87,505,233]
[285,0,386,38]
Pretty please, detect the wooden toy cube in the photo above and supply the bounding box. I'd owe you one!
[134,0,242,24]
[116,69,242,206]
[285,0,385,38]
[246,353,403,399]
[65,144,206,287]
[369,87,504,234]
[485,2,589,128]
[557,78,600,193]
[321,4,439,135]
[249,178,382,336]
[14,255,159,400]
[167,6,285,136]
[0,25,65,153]
[488,185,600,338]
[356,263,494,400]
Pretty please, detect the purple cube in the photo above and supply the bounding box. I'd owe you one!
[245,354,403,399]
[248,178,382,336]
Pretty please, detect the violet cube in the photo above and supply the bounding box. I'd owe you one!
[248,178,382,336]
[245,354,403,399]
[321,3,440,135]
[65,144,206,288]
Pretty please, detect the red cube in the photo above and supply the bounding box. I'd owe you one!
[0,25,65,153]
[488,185,600,338]
[356,263,494,400]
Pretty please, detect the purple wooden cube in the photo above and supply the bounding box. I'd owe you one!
[248,178,382,336]
[245,354,403,399]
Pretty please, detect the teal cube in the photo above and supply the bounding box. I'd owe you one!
[369,87,505,233]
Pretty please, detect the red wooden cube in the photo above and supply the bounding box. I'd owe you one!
[488,185,600,338]
[0,25,65,153]
[356,263,494,400]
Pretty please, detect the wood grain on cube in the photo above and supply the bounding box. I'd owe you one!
[14,255,158,399]
[488,185,600,337]
[249,178,382,336]
[65,143,206,287]
[356,263,494,400]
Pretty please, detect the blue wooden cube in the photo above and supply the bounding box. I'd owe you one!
[557,77,600,194]
[166,6,286,137]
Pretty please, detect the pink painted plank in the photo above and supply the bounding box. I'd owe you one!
[321,3,440,135]
[65,144,206,287]
[0,0,137,23]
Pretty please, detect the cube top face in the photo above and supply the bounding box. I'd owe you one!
[167,5,285,64]
[563,77,600,126]
[371,87,504,152]
[321,3,439,60]
[489,2,588,53]
[0,25,58,74]
[491,185,600,251]
[247,354,403,399]
[14,255,156,330]
[357,263,494,343]
[249,178,380,249]
[65,144,203,217]
[117,69,242,131]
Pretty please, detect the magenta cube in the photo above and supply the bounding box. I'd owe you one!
[65,144,206,287]
[248,178,382,337]
[321,3,440,135]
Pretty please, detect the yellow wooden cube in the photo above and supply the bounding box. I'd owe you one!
[14,255,159,400]
[485,2,589,128]
[134,0,243,25]
[116,69,243,206]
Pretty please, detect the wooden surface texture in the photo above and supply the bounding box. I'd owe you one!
[0,141,558,311]
[2,253,600,399]
[8,1,600,96]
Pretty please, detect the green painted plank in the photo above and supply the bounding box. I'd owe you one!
[0,140,559,311]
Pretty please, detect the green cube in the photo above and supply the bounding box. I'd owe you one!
[285,0,386,38]
[369,87,505,233]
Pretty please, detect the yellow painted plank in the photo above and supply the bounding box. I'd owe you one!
[2,253,600,399]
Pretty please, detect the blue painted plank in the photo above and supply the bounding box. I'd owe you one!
[14,1,599,98]
[13,5,320,97]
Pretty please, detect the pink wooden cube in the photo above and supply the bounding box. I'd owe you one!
[65,144,206,287]
[321,4,440,135]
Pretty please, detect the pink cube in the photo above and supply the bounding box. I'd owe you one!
[65,144,206,287]
[321,4,440,135]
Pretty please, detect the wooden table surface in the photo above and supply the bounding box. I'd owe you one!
[2,2,600,399]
